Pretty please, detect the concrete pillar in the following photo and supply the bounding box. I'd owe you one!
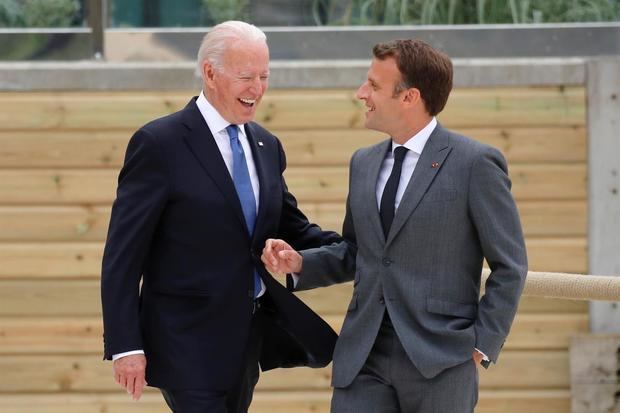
[588,57,620,333]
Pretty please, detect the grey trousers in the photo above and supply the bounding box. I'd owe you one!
[331,316,478,413]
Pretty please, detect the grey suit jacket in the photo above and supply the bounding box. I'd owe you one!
[296,124,528,388]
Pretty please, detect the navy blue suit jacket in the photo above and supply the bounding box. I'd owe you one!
[101,98,341,390]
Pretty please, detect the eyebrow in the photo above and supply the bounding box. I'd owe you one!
[237,71,270,78]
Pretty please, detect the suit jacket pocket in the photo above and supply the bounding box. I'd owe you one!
[425,188,457,203]
[426,297,477,320]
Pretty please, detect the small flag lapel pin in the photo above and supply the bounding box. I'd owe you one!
[431,162,440,168]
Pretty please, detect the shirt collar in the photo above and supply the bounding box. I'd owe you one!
[391,117,437,155]
[196,91,247,139]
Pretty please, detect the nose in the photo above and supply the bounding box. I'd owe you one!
[249,76,266,95]
[356,82,368,100]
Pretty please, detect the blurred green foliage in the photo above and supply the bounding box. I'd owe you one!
[1,0,617,27]
[202,0,249,24]
[0,0,81,28]
[0,0,22,26]
[319,0,620,25]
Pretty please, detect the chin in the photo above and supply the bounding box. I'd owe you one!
[242,109,259,122]
[232,114,254,124]
[364,120,378,130]
[366,123,386,134]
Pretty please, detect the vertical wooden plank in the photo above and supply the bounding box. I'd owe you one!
[587,57,620,333]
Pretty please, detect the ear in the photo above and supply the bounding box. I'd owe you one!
[402,88,421,106]
[203,61,216,89]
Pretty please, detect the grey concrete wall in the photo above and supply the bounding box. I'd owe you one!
[0,58,586,91]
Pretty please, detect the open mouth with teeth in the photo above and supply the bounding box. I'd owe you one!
[239,98,257,107]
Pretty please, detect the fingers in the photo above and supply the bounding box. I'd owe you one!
[278,250,303,273]
[264,238,274,259]
[126,374,136,397]
[261,239,302,273]
[132,375,147,401]
[262,239,280,268]
[261,245,278,273]
[262,238,295,273]
[260,252,273,271]
[261,258,279,274]
[122,374,146,400]
[119,373,128,390]
[113,354,147,400]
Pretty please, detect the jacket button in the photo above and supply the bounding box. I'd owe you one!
[379,297,385,304]
[382,258,392,267]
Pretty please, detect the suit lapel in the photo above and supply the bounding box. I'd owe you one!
[385,125,452,247]
[180,98,248,233]
[364,139,392,244]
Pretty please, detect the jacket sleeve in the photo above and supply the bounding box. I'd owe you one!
[469,146,528,363]
[294,151,360,291]
[101,127,169,359]
[274,137,342,252]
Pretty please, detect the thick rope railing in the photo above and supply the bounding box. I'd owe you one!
[482,270,620,301]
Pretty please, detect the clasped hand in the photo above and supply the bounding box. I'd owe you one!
[261,238,303,275]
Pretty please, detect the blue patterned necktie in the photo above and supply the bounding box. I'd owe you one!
[226,124,262,298]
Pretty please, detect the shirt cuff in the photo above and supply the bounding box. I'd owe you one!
[290,273,300,288]
[255,279,267,298]
[112,350,145,361]
[474,348,489,361]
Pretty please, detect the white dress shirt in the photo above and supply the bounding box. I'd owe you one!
[195,92,260,212]
[113,92,266,361]
[375,117,436,209]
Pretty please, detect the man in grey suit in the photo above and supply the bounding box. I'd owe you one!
[261,39,527,412]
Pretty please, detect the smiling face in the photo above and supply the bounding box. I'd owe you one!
[202,39,269,125]
[356,57,412,137]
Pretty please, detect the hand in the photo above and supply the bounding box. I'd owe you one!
[113,354,147,400]
[472,350,484,368]
[262,238,303,274]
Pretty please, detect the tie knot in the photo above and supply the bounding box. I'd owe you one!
[226,124,239,141]
[393,146,408,163]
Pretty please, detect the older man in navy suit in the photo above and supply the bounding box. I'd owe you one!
[101,20,340,413]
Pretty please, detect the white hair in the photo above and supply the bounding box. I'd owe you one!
[196,20,267,79]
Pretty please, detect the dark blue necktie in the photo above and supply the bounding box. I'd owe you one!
[226,124,262,298]
[379,146,409,237]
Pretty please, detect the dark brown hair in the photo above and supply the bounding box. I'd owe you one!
[373,39,453,116]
